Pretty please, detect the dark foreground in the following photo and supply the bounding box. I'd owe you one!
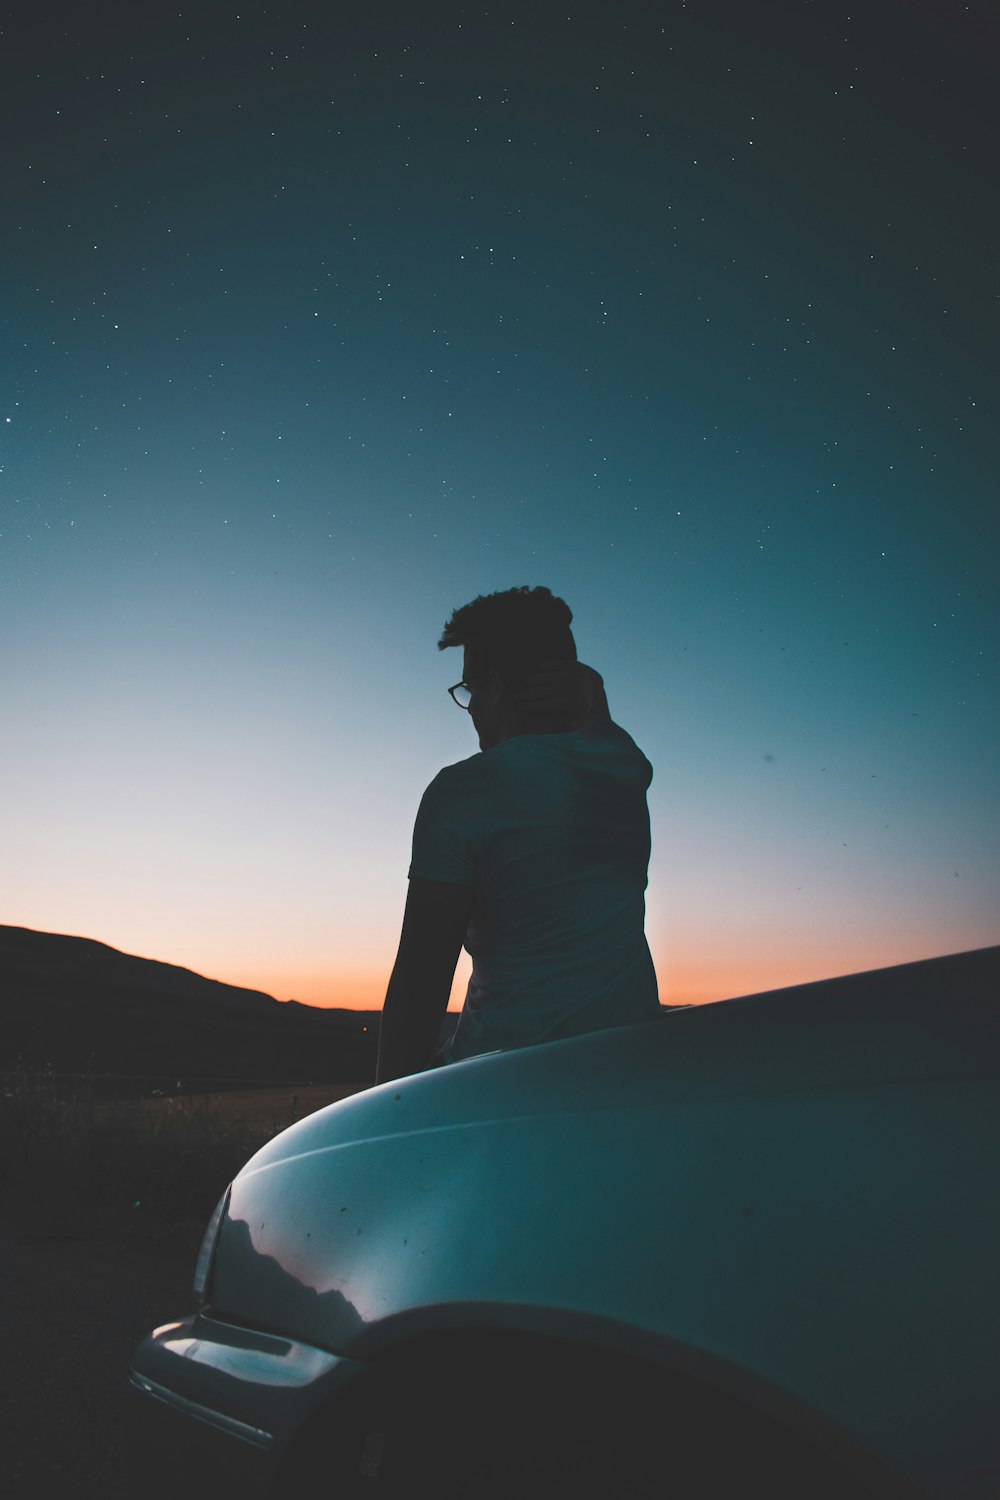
[2,1227,235,1499]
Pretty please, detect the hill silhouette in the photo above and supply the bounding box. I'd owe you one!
[0,925,383,1096]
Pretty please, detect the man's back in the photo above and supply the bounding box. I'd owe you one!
[409,718,660,1061]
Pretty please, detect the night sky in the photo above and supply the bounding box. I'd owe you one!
[4,0,998,1009]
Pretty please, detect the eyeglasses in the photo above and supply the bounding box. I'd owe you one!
[448,681,473,710]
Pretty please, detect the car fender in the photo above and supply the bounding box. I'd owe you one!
[212,1068,998,1498]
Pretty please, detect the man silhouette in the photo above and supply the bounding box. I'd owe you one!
[375,586,660,1083]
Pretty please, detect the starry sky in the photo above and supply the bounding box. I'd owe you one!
[4,0,998,1010]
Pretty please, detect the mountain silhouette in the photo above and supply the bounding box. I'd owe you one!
[0,925,381,1095]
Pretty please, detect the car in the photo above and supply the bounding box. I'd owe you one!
[130,944,999,1499]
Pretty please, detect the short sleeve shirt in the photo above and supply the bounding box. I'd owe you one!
[408,721,660,1061]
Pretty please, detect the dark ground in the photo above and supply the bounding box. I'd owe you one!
[2,1226,240,1498]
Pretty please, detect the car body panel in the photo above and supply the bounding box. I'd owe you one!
[132,945,1000,1498]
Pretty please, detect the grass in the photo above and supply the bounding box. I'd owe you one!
[0,1062,369,1256]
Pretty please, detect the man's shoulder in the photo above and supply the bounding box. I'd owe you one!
[423,750,491,799]
[422,740,540,815]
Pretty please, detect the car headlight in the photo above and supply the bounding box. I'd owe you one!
[193,1184,231,1305]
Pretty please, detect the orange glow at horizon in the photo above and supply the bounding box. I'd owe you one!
[8,902,996,1016]
[208,929,995,1013]
[223,952,476,1011]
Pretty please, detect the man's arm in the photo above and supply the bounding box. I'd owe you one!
[375,876,474,1085]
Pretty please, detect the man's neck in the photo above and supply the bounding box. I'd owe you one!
[496,710,579,741]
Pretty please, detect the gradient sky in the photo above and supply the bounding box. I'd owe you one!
[4,1,998,1010]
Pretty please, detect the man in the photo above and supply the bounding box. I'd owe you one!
[375,585,660,1084]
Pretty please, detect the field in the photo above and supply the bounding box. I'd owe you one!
[122,1080,369,1132]
[2,1067,372,1253]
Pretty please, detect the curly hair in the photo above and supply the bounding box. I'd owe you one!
[438,585,577,688]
